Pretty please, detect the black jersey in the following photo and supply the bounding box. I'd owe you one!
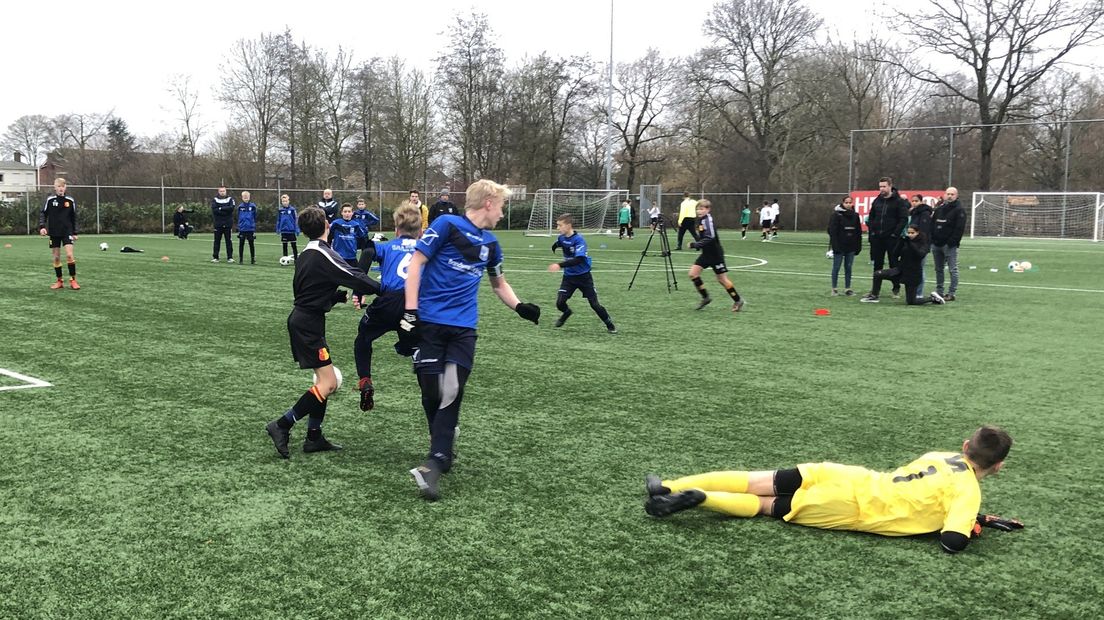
[694,213,720,252]
[292,239,381,314]
[318,198,340,221]
[39,194,78,236]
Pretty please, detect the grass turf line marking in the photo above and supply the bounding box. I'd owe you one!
[0,369,53,392]
[734,267,1104,293]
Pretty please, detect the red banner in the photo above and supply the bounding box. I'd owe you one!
[850,190,942,230]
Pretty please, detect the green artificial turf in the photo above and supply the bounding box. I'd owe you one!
[1,230,1102,619]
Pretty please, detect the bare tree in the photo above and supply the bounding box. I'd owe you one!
[348,58,385,190]
[379,57,434,189]
[886,0,1104,190]
[2,115,51,179]
[220,33,285,185]
[315,46,356,183]
[610,49,680,192]
[166,74,206,160]
[696,0,823,186]
[1012,70,1094,189]
[51,111,112,180]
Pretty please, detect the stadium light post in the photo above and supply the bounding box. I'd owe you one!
[604,0,614,191]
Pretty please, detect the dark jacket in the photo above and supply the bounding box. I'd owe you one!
[894,232,930,284]
[827,205,862,255]
[868,189,909,240]
[429,199,458,222]
[211,195,236,228]
[906,202,933,239]
[931,199,966,248]
[39,194,78,236]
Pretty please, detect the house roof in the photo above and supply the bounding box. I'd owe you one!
[0,160,37,171]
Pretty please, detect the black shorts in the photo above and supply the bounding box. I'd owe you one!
[559,272,598,301]
[650,216,659,224]
[413,322,477,375]
[238,231,256,240]
[287,308,332,370]
[761,220,773,229]
[280,232,298,242]
[359,290,404,337]
[49,235,73,248]
[694,248,728,274]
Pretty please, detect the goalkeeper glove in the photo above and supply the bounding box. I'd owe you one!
[331,290,349,305]
[515,302,541,324]
[398,309,420,348]
[977,513,1024,532]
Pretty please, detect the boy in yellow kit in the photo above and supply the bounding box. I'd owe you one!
[645,426,1022,553]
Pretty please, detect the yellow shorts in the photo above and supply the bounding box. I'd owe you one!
[783,462,871,531]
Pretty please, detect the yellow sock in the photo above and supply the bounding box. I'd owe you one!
[665,470,749,493]
[701,492,761,517]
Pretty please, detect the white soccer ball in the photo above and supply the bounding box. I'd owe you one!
[1007,261,1021,271]
[312,365,343,391]
[279,255,295,266]
[1020,261,1033,271]
[825,249,834,259]
[99,242,109,251]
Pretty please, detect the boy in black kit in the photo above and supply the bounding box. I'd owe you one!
[688,200,744,312]
[38,177,80,289]
[265,207,382,459]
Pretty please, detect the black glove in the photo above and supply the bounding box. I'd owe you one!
[515,302,541,324]
[331,290,348,305]
[398,309,420,348]
[689,241,700,250]
[551,240,562,253]
[977,513,1024,532]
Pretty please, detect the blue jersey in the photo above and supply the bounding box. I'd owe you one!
[237,202,257,232]
[372,236,419,293]
[353,208,380,229]
[277,206,299,235]
[329,218,365,261]
[555,232,592,277]
[416,215,503,329]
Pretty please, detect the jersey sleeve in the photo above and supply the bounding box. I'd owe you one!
[69,198,78,234]
[416,218,450,260]
[38,198,48,229]
[941,474,982,537]
[488,239,505,278]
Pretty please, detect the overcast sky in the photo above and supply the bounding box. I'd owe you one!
[1,0,1098,150]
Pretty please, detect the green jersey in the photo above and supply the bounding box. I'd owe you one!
[740,208,751,225]
[618,205,631,224]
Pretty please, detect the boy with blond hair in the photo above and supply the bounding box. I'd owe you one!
[38,177,80,289]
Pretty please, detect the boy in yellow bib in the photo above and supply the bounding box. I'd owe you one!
[645,426,1021,553]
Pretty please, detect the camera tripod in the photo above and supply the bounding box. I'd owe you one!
[628,217,679,293]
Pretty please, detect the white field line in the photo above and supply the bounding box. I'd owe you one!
[0,369,53,392]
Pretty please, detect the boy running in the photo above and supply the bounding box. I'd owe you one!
[265,207,381,459]
[688,200,743,312]
[38,177,80,290]
[549,214,617,334]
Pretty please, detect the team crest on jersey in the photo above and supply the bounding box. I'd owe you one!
[479,245,489,261]
[318,347,330,361]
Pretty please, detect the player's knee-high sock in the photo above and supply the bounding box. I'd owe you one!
[666,470,750,493]
[248,238,255,262]
[291,242,299,259]
[725,285,741,302]
[701,492,761,517]
[418,373,441,429]
[429,364,470,464]
[282,241,288,256]
[238,239,245,261]
[691,276,709,299]
[353,326,373,381]
[278,385,327,430]
[67,260,76,277]
[556,292,570,314]
[587,297,614,327]
[53,261,63,279]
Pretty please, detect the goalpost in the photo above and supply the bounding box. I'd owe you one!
[525,189,629,236]
[971,192,1104,242]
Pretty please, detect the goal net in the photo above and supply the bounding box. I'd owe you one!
[971,192,1104,241]
[525,189,629,236]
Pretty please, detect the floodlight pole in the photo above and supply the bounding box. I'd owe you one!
[604,0,614,191]
[847,131,854,191]
[947,128,955,186]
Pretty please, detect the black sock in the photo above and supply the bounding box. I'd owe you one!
[54,264,62,279]
[67,261,76,277]
[282,242,289,256]
[725,286,741,302]
[291,243,298,259]
[692,276,708,298]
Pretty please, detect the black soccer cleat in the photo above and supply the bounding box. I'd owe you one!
[266,419,290,459]
[303,434,343,453]
[695,296,713,310]
[359,381,375,412]
[645,474,670,497]
[410,459,443,501]
[645,489,706,517]
[554,310,573,328]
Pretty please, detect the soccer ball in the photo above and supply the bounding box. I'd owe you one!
[279,255,295,266]
[1020,261,1033,271]
[825,249,834,259]
[1007,261,1021,271]
[312,365,343,391]
[99,242,109,251]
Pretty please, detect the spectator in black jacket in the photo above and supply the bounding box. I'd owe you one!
[173,206,194,239]
[210,186,236,262]
[907,193,934,300]
[860,177,909,302]
[827,196,862,296]
[866,224,945,305]
[428,190,458,223]
[931,187,967,302]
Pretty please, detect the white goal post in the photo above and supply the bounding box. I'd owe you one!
[971,192,1104,242]
[525,189,629,236]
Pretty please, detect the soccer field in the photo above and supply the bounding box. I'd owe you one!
[2,231,1102,618]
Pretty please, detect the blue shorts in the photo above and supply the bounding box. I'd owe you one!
[413,322,477,375]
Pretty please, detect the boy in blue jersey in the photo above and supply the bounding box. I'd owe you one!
[329,203,366,267]
[353,196,381,234]
[237,191,258,264]
[353,204,422,411]
[276,194,300,260]
[549,213,617,333]
[400,179,541,500]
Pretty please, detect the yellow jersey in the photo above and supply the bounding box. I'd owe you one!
[678,198,698,222]
[785,452,981,538]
